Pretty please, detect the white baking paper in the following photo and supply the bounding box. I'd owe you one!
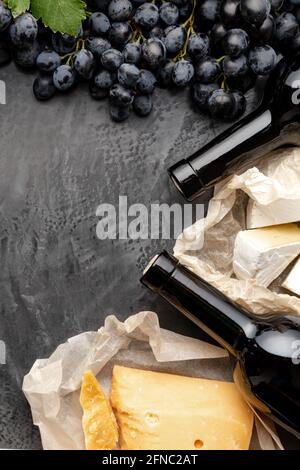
[22,312,281,450]
[174,147,300,315]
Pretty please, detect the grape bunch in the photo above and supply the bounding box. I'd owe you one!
[1,0,300,122]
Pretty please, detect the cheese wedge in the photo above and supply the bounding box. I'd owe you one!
[233,223,300,287]
[282,257,300,296]
[110,365,253,450]
[80,370,118,450]
[247,198,300,229]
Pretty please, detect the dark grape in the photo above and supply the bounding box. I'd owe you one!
[207,88,235,119]
[188,33,210,60]
[123,42,141,64]
[33,74,56,101]
[148,25,164,39]
[94,0,110,11]
[53,65,76,91]
[137,69,156,93]
[86,36,111,59]
[163,25,186,56]
[118,62,140,87]
[222,54,249,78]
[36,49,61,73]
[134,3,159,29]
[229,90,247,119]
[74,48,95,79]
[133,94,153,116]
[195,57,221,83]
[220,0,241,27]
[89,81,109,99]
[0,41,11,66]
[110,83,134,106]
[222,29,249,57]
[159,3,179,26]
[227,70,256,92]
[248,44,276,75]
[240,0,271,27]
[141,38,166,69]
[0,1,12,32]
[9,13,38,47]
[246,15,275,44]
[108,21,133,47]
[196,0,221,32]
[157,59,175,87]
[52,33,77,54]
[101,48,123,70]
[14,40,40,69]
[94,69,116,88]
[192,82,219,111]
[275,12,299,43]
[108,0,133,21]
[172,59,194,87]
[90,12,111,35]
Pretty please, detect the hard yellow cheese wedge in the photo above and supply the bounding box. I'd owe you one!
[80,370,119,450]
[110,365,253,450]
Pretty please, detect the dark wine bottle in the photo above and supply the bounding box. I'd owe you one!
[141,251,300,439]
[169,53,300,201]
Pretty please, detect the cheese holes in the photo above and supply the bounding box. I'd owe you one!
[194,439,204,449]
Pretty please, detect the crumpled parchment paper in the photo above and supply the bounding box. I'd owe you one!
[174,146,300,315]
[22,311,282,450]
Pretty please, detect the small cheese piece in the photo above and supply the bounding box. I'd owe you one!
[110,365,253,450]
[247,198,300,229]
[282,257,300,296]
[233,223,300,287]
[80,370,119,450]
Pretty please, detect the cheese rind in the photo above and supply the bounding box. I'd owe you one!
[80,370,119,450]
[233,224,300,287]
[282,258,300,296]
[110,365,253,451]
[247,198,300,229]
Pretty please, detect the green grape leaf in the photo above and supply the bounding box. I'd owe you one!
[7,0,30,17]
[30,0,87,36]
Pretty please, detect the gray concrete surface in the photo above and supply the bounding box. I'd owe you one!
[0,62,299,449]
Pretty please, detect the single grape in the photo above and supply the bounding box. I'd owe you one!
[0,1,12,32]
[163,25,186,56]
[248,44,276,75]
[110,103,131,122]
[229,90,247,119]
[220,0,241,27]
[148,25,164,39]
[108,0,133,21]
[118,63,140,87]
[90,12,111,35]
[240,0,271,27]
[172,59,194,87]
[86,36,111,59]
[33,74,56,101]
[227,70,256,92]
[36,50,61,73]
[222,54,249,78]
[13,40,40,69]
[89,81,109,99]
[94,69,116,89]
[275,12,299,43]
[52,33,77,54]
[134,3,159,29]
[207,88,235,119]
[9,13,38,47]
[101,48,123,70]
[246,14,275,44]
[222,29,249,57]
[94,0,110,11]
[210,22,227,55]
[159,3,179,26]
[157,59,175,87]
[53,64,76,91]
[196,0,221,31]
[110,83,134,106]
[195,57,221,83]
[123,42,141,64]
[133,94,153,116]
[188,33,210,61]
[108,21,132,47]
[141,38,166,69]
[137,69,157,93]
[0,41,11,66]
[74,49,95,79]
[178,2,193,21]
[192,82,219,111]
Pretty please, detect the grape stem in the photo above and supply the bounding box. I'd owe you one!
[174,0,196,62]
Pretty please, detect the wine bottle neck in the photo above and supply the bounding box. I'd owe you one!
[141,252,257,356]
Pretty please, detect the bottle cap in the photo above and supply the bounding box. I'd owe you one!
[168,160,203,202]
[140,251,178,292]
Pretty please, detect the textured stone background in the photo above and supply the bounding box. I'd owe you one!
[0,62,299,449]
